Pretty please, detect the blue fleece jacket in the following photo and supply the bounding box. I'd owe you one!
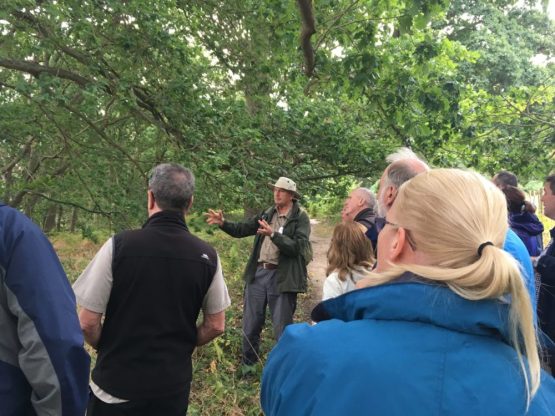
[261,279,555,416]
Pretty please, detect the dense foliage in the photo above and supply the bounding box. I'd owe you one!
[1,0,554,230]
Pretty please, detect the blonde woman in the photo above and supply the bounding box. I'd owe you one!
[322,221,374,300]
[261,169,555,416]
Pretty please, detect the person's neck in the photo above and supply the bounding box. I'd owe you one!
[276,201,293,215]
[148,207,186,219]
[148,206,162,218]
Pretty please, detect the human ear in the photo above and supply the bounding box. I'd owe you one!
[187,195,194,212]
[384,186,397,207]
[147,190,155,210]
[390,227,410,261]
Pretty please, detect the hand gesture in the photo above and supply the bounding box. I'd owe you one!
[205,209,224,226]
[257,219,273,237]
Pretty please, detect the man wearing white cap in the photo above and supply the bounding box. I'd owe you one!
[206,177,312,366]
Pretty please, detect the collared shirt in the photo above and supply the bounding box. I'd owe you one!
[258,209,290,265]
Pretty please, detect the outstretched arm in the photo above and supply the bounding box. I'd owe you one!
[205,209,225,226]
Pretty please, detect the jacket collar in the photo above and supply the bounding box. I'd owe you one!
[312,272,512,344]
[266,200,300,220]
[143,210,188,231]
[354,207,375,222]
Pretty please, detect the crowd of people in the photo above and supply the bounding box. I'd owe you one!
[1,152,555,415]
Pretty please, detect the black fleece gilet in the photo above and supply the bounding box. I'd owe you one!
[92,210,217,400]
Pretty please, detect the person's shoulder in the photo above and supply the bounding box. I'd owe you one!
[185,233,219,265]
[326,270,340,279]
[0,204,47,248]
[188,232,216,251]
[323,271,341,287]
[504,228,528,254]
[0,204,36,233]
[293,203,310,219]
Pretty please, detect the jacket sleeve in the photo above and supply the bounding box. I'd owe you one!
[537,254,555,285]
[271,210,312,262]
[220,215,259,238]
[3,217,90,416]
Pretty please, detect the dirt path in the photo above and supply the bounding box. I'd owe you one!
[299,219,332,321]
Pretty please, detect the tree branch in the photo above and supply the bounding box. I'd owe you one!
[297,0,316,77]
[25,191,119,216]
[0,58,93,87]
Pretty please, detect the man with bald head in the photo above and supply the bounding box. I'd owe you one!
[341,187,378,251]
[376,148,430,218]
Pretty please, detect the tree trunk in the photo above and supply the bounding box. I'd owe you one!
[24,193,40,218]
[43,204,58,233]
[70,207,78,232]
[56,205,63,231]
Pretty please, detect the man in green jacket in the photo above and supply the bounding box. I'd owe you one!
[206,177,312,365]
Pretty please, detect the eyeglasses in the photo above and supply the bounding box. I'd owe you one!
[375,217,417,250]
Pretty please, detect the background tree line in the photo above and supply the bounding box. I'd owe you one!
[1,0,554,233]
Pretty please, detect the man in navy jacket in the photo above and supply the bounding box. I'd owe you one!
[0,202,90,415]
[535,174,555,373]
[341,187,378,252]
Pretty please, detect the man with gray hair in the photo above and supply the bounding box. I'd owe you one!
[74,163,230,415]
[341,187,378,251]
[374,148,537,314]
[376,148,430,218]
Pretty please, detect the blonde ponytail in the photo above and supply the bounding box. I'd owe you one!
[360,169,540,401]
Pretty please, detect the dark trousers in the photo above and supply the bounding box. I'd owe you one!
[86,386,190,416]
[241,267,297,365]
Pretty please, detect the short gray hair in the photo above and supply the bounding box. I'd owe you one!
[384,148,430,190]
[148,163,195,211]
[386,147,425,164]
[355,187,376,209]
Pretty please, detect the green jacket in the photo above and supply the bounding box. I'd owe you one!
[220,201,312,293]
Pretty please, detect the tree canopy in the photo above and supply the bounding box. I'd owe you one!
[1,0,554,230]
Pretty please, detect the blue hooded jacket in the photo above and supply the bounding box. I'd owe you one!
[0,203,90,415]
[509,211,544,257]
[261,279,555,416]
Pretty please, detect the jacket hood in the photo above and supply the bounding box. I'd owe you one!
[509,212,544,236]
[312,273,512,344]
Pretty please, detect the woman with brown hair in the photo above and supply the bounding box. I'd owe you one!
[501,185,544,256]
[322,221,374,300]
